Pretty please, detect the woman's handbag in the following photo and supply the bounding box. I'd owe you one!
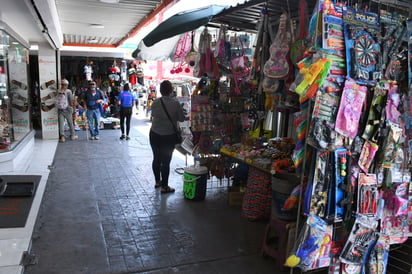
[160,98,182,145]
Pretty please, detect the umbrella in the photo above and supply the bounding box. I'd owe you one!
[142,5,227,47]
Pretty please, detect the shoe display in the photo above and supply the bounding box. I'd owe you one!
[120,135,125,140]
[71,135,78,140]
[126,136,130,140]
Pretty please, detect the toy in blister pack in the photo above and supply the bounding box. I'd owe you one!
[385,82,401,125]
[362,234,390,274]
[309,151,331,218]
[358,140,379,173]
[323,13,346,58]
[378,122,402,168]
[380,10,407,72]
[285,214,332,271]
[335,79,367,139]
[357,173,378,217]
[381,215,408,245]
[307,91,339,149]
[343,6,381,86]
[340,215,379,265]
[362,81,389,141]
[334,147,348,221]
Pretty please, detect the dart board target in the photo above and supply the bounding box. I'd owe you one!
[355,35,378,67]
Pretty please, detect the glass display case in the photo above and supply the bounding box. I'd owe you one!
[0,29,31,152]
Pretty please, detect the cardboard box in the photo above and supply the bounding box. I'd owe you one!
[228,186,245,206]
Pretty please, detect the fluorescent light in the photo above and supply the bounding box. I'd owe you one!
[99,0,120,3]
[88,39,98,43]
[90,24,104,29]
[30,44,39,50]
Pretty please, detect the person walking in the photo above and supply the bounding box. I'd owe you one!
[149,80,185,194]
[56,79,78,142]
[118,83,134,140]
[83,81,104,140]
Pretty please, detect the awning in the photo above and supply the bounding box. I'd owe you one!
[142,5,227,47]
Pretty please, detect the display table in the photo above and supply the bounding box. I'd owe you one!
[221,151,273,220]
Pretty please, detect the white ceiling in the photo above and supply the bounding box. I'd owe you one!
[0,0,165,58]
[0,0,410,59]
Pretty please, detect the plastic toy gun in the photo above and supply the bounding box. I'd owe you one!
[295,58,329,97]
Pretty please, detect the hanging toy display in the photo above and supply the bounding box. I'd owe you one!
[285,214,333,271]
[334,78,367,139]
[343,6,381,86]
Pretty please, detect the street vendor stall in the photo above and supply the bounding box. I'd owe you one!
[138,0,412,272]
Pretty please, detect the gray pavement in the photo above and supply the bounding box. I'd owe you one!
[24,113,287,274]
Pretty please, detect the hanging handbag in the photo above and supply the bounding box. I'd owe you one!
[160,98,182,145]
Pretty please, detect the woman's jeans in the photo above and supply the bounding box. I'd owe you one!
[119,107,132,136]
[86,108,101,137]
[149,130,176,188]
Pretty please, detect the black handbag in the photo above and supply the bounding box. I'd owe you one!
[160,98,182,145]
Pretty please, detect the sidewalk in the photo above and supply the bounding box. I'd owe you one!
[23,114,284,274]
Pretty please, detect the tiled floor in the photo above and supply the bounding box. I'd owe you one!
[19,113,286,274]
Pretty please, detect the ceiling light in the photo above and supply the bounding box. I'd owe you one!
[99,0,120,3]
[90,24,104,29]
[88,39,98,43]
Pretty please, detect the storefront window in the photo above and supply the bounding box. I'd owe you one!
[0,30,30,152]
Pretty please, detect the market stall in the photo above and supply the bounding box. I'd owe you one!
[140,0,412,272]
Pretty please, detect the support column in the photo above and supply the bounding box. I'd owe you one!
[38,44,58,139]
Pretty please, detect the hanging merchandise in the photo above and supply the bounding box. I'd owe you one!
[290,0,310,66]
[263,13,292,80]
[340,215,379,266]
[185,31,198,68]
[362,81,389,142]
[334,147,349,221]
[334,79,367,139]
[380,10,408,81]
[292,105,309,174]
[307,90,339,149]
[194,27,220,79]
[309,151,331,219]
[358,140,379,173]
[343,6,381,86]
[171,32,192,74]
[357,173,378,217]
[377,122,402,168]
[285,214,333,271]
[385,82,401,125]
[229,34,251,95]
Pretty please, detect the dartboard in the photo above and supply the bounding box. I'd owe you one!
[355,35,377,67]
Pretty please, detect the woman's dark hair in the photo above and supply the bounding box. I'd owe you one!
[160,80,173,96]
[123,83,130,91]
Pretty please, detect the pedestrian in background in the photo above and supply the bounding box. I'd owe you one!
[83,81,104,140]
[149,80,185,194]
[118,83,134,140]
[56,79,77,142]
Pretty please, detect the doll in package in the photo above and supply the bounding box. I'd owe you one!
[335,79,367,139]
